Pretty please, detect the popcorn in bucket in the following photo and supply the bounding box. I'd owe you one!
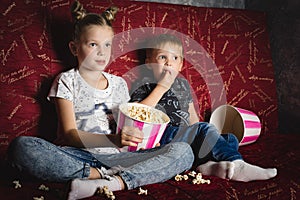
[117,103,170,151]
[209,105,261,146]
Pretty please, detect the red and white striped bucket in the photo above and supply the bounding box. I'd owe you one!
[209,105,261,146]
[117,103,170,151]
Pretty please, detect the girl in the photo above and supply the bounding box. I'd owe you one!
[7,2,193,199]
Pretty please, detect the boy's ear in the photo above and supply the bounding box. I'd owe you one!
[69,41,77,56]
[178,59,183,72]
[145,57,152,69]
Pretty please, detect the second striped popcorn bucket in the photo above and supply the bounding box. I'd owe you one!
[209,105,261,146]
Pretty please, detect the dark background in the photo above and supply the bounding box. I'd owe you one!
[245,0,300,134]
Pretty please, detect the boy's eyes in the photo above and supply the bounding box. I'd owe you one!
[158,55,167,60]
[157,55,179,61]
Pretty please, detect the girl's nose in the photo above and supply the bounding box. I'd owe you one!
[97,47,104,56]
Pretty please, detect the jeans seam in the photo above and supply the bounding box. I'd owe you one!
[118,171,133,189]
[83,163,91,178]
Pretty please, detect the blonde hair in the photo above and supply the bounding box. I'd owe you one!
[70,1,118,42]
[146,34,184,58]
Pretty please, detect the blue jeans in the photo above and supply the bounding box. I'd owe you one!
[160,122,242,166]
[7,136,194,190]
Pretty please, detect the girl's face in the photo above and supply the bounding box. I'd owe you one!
[146,43,183,81]
[71,25,114,72]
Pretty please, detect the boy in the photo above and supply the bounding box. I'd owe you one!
[130,34,277,182]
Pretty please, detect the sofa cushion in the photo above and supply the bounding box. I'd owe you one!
[1,1,300,200]
[0,0,279,159]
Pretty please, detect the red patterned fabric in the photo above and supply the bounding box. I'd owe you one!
[0,0,278,158]
[0,0,299,199]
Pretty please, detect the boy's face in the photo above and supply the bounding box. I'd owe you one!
[146,43,183,81]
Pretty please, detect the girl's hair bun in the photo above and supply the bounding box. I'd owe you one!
[70,0,87,22]
[102,6,119,24]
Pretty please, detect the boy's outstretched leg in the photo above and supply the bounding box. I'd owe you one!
[197,160,277,182]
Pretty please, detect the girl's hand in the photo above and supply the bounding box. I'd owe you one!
[120,126,143,147]
[140,142,160,151]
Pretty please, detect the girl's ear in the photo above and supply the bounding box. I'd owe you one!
[69,41,77,56]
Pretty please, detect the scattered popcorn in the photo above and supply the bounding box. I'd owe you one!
[192,178,199,185]
[96,185,115,200]
[13,180,21,189]
[38,184,49,191]
[33,196,44,200]
[138,187,148,195]
[175,174,183,181]
[183,175,189,180]
[192,178,211,185]
[188,171,197,177]
[196,173,202,179]
[175,174,189,181]
[175,172,211,185]
[192,172,211,185]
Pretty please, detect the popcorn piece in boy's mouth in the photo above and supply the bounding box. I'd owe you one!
[13,180,21,189]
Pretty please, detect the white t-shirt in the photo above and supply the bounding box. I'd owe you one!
[48,68,130,153]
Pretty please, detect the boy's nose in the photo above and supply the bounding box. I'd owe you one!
[165,59,172,66]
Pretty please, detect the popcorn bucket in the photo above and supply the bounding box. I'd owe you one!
[209,105,261,146]
[117,102,170,151]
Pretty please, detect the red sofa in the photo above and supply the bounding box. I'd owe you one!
[1,1,300,199]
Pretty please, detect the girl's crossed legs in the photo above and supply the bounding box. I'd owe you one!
[8,136,194,198]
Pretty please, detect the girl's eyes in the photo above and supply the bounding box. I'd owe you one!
[88,42,112,48]
[89,43,97,47]
[105,43,112,47]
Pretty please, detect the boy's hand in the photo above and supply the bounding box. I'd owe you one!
[158,66,178,90]
[120,126,143,147]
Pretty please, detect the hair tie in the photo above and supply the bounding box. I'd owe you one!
[76,11,86,20]
[71,0,87,21]
[105,10,114,21]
